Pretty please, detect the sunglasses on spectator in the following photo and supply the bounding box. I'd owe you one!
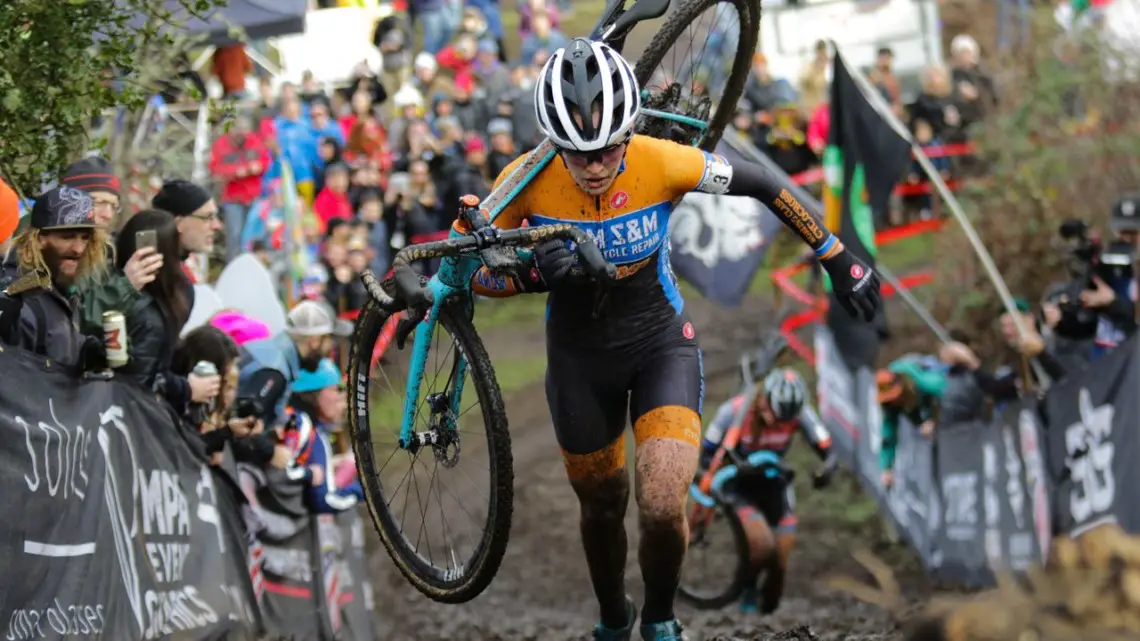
[559,141,627,168]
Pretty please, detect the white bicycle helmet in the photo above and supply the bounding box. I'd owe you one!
[534,38,641,152]
[762,368,806,421]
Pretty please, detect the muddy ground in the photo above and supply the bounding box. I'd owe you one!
[363,291,936,641]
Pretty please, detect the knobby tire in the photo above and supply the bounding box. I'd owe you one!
[632,0,761,151]
[348,289,514,604]
[678,498,751,609]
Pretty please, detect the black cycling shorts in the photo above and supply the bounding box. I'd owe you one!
[545,313,704,465]
[724,475,797,533]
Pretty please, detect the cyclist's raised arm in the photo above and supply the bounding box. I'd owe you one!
[655,138,839,259]
[463,155,532,298]
[655,136,881,320]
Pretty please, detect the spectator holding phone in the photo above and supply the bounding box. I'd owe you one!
[117,210,220,414]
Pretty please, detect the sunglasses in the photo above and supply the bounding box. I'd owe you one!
[559,141,627,168]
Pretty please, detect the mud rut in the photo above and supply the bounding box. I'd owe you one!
[362,295,934,641]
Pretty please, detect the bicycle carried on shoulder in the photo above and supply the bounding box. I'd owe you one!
[347,0,764,604]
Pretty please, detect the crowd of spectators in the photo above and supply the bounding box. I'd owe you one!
[725,34,997,226]
[208,0,577,321]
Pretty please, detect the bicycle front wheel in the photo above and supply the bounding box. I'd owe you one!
[678,494,751,609]
[347,288,514,604]
[634,0,761,151]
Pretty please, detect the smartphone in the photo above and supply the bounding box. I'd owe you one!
[135,229,158,252]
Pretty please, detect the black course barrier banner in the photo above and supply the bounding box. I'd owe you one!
[814,326,1140,588]
[0,347,258,640]
[1043,335,1140,536]
[334,510,377,641]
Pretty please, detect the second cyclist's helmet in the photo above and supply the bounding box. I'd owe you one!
[535,38,641,152]
[762,368,807,421]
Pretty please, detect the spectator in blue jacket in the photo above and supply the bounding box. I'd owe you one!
[288,358,364,513]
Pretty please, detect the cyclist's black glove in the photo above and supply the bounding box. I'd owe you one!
[531,239,577,289]
[821,245,881,321]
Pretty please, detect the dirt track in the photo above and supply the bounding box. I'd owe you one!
[364,294,933,641]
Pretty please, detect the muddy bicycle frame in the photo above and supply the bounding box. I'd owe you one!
[367,0,719,450]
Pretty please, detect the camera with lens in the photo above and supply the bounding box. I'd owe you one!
[1054,218,1136,338]
[233,396,263,420]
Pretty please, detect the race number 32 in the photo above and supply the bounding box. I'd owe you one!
[1064,389,1116,524]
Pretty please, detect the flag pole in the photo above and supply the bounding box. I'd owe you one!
[878,263,953,344]
[830,42,1048,385]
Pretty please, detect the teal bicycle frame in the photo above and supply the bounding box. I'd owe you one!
[388,1,715,450]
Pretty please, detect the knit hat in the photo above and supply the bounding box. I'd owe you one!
[153,180,212,217]
[30,186,96,231]
[60,157,120,197]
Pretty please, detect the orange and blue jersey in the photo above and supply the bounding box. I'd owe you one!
[471,135,743,347]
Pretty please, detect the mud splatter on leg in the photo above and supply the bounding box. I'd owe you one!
[633,406,700,625]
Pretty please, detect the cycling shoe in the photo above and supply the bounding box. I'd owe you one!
[738,586,759,614]
[593,596,637,641]
[639,619,688,641]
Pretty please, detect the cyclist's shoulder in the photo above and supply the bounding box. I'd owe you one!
[491,152,531,188]
[627,134,708,162]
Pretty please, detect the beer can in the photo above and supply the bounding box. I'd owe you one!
[102,311,128,368]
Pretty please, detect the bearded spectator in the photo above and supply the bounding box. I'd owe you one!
[0,186,108,371]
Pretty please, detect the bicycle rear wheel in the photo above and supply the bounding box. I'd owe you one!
[347,287,514,604]
[678,494,751,609]
[633,0,760,151]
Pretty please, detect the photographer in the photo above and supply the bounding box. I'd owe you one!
[1087,196,1139,358]
[1055,204,1138,361]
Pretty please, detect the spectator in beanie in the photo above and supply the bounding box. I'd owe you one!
[314,163,353,231]
[486,118,517,178]
[152,180,223,283]
[59,157,161,339]
[209,114,270,261]
[117,209,220,415]
[314,136,344,193]
[0,187,108,371]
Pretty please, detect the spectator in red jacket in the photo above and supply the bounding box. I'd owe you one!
[209,114,270,260]
[313,163,353,233]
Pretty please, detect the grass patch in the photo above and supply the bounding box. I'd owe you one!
[784,440,881,527]
[472,294,548,330]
